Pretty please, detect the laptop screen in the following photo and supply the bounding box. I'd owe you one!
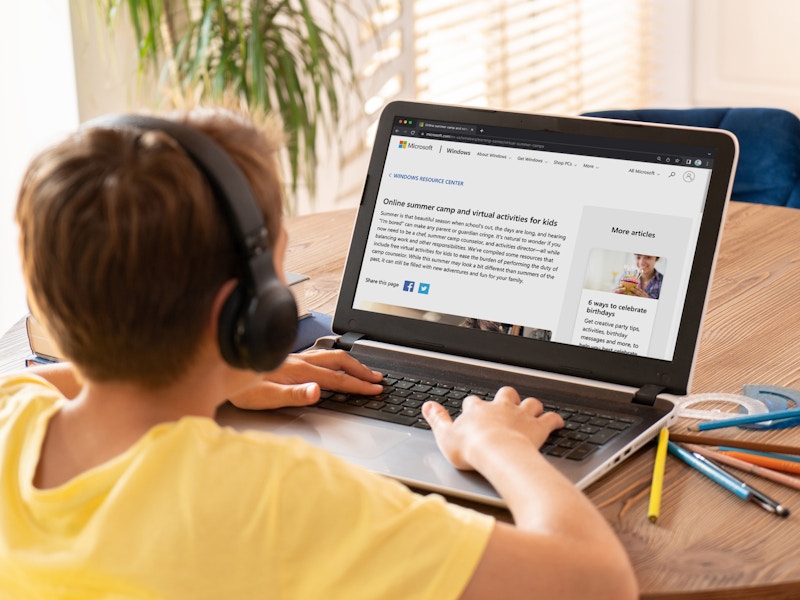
[336,102,737,393]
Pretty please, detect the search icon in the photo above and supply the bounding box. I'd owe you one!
[668,171,675,178]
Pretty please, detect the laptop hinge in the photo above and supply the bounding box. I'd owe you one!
[335,332,366,351]
[633,384,666,407]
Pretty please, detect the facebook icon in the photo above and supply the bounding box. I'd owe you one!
[403,280,415,292]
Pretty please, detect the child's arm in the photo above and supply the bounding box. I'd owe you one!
[227,349,384,410]
[26,349,383,409]
[423,388,639,600]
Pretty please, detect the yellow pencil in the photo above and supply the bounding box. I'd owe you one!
[648,428,670,523]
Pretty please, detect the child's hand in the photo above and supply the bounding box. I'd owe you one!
[228,349,383,410]
[422,386,564,471]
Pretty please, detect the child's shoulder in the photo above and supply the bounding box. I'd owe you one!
[0,371,62,415]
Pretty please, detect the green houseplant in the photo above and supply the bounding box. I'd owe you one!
[97,0,359,207]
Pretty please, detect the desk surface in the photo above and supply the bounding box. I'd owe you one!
[4,201,800,599]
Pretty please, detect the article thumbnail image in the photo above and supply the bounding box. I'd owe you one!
[582,249,665,300]
[357,301,552,340]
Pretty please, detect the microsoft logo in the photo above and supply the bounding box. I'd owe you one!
[397,140,434,151]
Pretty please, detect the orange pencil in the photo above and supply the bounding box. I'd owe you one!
[719,450,800,475]
[686,444,800,492]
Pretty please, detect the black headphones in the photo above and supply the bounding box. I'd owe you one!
[84,114,298,372]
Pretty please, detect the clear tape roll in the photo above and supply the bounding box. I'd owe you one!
[675,393,768,420]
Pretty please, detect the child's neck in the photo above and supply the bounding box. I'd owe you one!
[33,355,233,490]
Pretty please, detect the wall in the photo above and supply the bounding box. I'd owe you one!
[692,0,800,114]
[648,0,694,108]
[650,0,800,115]
[0,1,80,335]
[69,1,157,121]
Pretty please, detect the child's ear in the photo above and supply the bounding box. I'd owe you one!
[209,279,239,336]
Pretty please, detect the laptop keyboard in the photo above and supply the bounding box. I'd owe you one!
[317,372,635,461]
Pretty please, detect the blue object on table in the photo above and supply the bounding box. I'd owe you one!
[739,384,800,429]
[292,311,333,352]
[582,108,800,209]
[668,441,750,499]
[692,407,800,432]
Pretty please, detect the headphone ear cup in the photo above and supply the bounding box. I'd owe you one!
[217,283,248,369]
[237,277,298,372]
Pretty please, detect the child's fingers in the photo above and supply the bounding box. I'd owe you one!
[422,401,453,432]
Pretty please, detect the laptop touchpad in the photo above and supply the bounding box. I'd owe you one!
[277,412,410,459]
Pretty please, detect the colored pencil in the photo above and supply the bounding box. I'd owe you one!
[688,408,800,432]
[670,443,790,516]
[685,444,800,492]
[668,432,800,457]
[648,428,670,523]
[716,446,800,464]
[667,441,749,499]
[719,450,800,475]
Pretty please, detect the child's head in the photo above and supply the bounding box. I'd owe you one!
[16,109,286,388]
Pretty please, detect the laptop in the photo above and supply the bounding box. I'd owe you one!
[217,100,738,507]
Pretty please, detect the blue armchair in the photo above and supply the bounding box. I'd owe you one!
[583,108,800,209]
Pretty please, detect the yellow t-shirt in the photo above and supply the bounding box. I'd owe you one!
[0,373,494,599]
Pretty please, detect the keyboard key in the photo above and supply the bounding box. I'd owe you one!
[566,445,597,460]
[587,429,619,445]
[557,439,580,449]
[393,380,415,390]
[547,446,571,457]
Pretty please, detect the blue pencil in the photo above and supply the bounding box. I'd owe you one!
[667,441,749,499]
[688,408,800,432]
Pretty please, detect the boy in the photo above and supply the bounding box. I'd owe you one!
[0,108,637,599]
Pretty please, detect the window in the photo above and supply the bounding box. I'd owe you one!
[413,0,652,113]
[325,0,653,211]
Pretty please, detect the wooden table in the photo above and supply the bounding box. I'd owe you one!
[3,201,800,598]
